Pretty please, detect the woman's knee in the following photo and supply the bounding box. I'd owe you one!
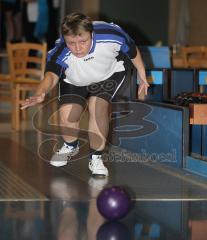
[59,104,83,124]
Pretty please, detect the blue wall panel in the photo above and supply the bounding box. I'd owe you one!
[139,46,171,68]
[116,103,185,168]
[170,70,196,99]
[191,125,202,155]
[202,126,207,157]
[199,71,207,85]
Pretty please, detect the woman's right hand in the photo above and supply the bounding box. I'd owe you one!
[21,93,45,110]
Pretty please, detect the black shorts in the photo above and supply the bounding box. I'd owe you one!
[58,71,126,107]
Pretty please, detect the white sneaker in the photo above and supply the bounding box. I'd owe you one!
[50,143,79,167]
[88,155,109,177]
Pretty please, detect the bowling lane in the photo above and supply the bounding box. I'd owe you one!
[61,145,207,200]
[1,132,207,201]
[106,146,207,200]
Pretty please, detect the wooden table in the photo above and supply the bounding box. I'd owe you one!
[189,104,207,125]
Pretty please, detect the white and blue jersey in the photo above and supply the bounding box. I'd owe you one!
[46,21,137,86]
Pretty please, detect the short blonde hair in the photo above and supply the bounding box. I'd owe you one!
[61,12,93,36]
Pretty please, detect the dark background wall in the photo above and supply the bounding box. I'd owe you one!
[99,0,169,46]
[65,0,207,47]
[3,0,207,49]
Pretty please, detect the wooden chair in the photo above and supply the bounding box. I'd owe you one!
[181,46,207,68]
[7,42,47,130]
[0,52,12,112]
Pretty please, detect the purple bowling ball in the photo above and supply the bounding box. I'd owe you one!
[97,186,131,221]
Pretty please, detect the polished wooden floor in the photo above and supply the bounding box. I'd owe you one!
[1,112,207,239]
